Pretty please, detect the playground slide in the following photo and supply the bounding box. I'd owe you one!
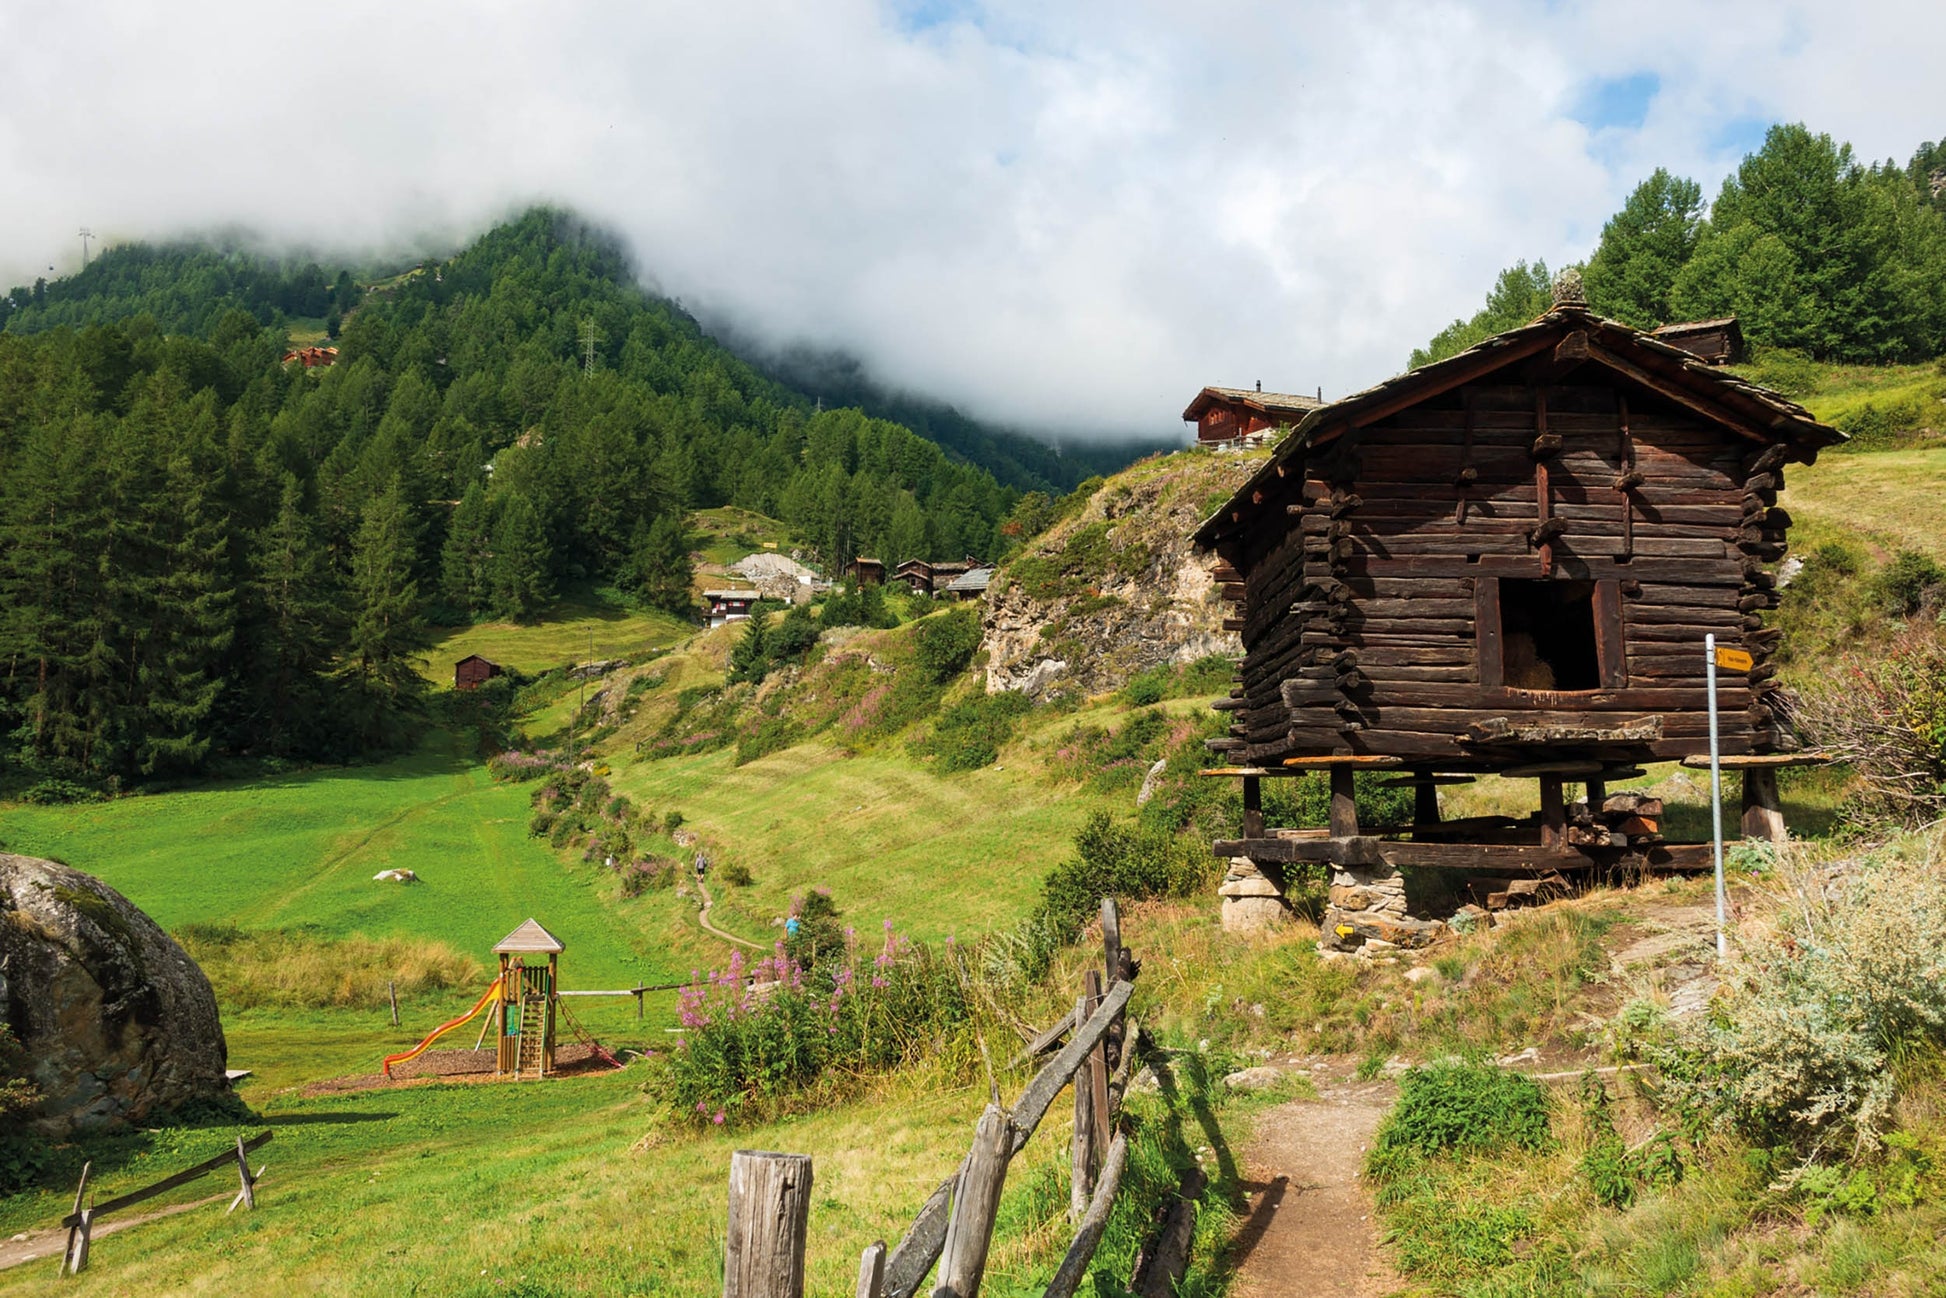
[382,976,504,1077]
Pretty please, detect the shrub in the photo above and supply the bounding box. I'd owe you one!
[913,606,984,683]
[19,778,104,805]
[1868,548,1946,617]
[783,889,845,967]
[1797,621,1946,824]
[1654,842,1946,1150]
[1577,1073,1681,1209]
[734,714,801,766]
[721,859,753,887]
[910,690,1032,773]
[1369,1062,1552,1171]
[619,858,675,898]
[1041,811,1215,939]
[0,1024,46,1193]
[487,750,558,782]
[651,929,973,1125]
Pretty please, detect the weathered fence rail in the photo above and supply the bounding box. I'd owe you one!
[59,1131,272,1276]
[724,898,1164,1298]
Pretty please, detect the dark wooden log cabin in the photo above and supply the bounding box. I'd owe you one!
[1192,285,1842,876]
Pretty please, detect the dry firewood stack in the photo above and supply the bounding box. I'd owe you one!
[1563,791,1665,849]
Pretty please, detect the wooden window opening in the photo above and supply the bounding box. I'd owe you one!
[1477,575,1626,692]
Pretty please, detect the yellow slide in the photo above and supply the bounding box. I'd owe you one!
[382,976,504,1077]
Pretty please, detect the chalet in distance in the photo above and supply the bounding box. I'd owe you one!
[704,589,759,628]
[1193,277,1842,883]
[453,654,503,690]
[895,558,977,596]
[1183,384,1323,448]
[1651,317,1744,366]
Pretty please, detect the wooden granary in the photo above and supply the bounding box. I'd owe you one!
[494,919,563,1077]
[1192,280,1842,918]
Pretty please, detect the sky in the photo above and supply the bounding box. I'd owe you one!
[1,0,1939,441]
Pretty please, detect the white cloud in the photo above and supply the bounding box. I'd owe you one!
[1,0,1938,439]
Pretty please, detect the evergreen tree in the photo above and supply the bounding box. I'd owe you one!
[1409,261,1553,368]
[247,475,338,756]
[1583,169,1705,328]
[342,479,428,747]
[620,512,694,615]
[728,607,770,683]
[439,480,493,618]
[487,490,551,621]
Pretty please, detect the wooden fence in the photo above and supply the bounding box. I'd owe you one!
[58,1131,272,1276]
[723,899,1165,1298]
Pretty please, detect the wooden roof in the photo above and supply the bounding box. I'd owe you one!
[943,567,993,592]
[1182,386,1324,423]
[454,653,499,668]
[494,918,564,954]
[1194,306,1844,550]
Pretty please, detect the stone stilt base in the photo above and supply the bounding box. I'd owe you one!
[1219,858,1290,933]
[1322,863,1445,952]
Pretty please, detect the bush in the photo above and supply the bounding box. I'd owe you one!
[1868,549,1946,617]
[19,778,104,805]
[1040,811,1216,939]
[0,1024,46,1193]
[913,606,983,683]
[1654,843,1946,1151]
[1369,1061,1553,1172]
[652,929,973,1125]
[721,859,752,886]
[1797,621,1946,824]
[734,714,801,766]
[910,690,1032,773]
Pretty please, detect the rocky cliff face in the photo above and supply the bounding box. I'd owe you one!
[983,450,1262,699]
[0,854,229,1132]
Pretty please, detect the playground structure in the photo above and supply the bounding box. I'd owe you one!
[381,919,653,1081]
[492,918,563,1078]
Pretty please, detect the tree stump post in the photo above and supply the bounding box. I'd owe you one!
[1329,765,1359,838]
[1741,768,1786,843]
[936,1104,1014,1298]
[856,1240,887,1298]
[724,1150,814,1298]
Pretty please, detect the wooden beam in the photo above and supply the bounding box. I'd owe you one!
[1582,340,1771,444]
[1210,836,1386,865]
[1678,751,1830,769]
[1279,755,1404,767]
[1330,765,1359,838]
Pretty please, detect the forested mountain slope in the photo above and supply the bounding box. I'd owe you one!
[0,209,1142,789]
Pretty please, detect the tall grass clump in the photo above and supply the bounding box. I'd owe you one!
[176,925,483,1010]
[1653,838,1946,1151]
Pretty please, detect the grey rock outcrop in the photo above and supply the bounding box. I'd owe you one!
[983,453,1259,700]
[0,854,228,1132]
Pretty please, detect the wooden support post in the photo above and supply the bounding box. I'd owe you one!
[1412,769,1440,828]
[856,1241,887,1298]
[61,1161,91,1276]
[1069,988,1097,1221]
[1240,775,1263,841]
[1099,898,1126,1084]
[1087,975,1111,1180]
[1740,768,1787,843]
[936,1104,1014,1298]
[1539,776,1566,851]
[1043,1133,1129,1298]
[724,1151,813,1298]
[1329,765,1359,839]
[389,979,399,1027]
[1585,778,1607,810]
[227,1136,259,1214]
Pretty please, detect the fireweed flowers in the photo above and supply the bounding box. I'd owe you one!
[653,921,970,1126]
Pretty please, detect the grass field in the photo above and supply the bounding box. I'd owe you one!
[425,594,694,684]
[688,506,807,574]
[1780,444,1946,562]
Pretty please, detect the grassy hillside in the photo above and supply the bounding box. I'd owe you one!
[424,594,694,683]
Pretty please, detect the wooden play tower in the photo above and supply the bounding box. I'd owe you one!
[494,919,563,1078]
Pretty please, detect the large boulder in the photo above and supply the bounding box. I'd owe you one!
[0,854,228,1132]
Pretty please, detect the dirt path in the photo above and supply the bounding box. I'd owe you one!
[694,876,764,951]
[1227,1067,1402,1298]
[0,1191,226,1273]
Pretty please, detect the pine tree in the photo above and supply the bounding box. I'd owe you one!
[487,491,551,621]
[622,513,693,615]
[728,607,770,683]
[439,480,493,618]
[1583,169,1705,328]
[248,475,338,756]
[343,478,428,749]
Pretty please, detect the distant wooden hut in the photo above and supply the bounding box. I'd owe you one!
[454,654,503,690]
[1191,280,1841,941]
[849,557,887,585]
[704,589,760,628]
[1183,385,1323,447]
[1650,318,1744,366]
[941,567,992,601]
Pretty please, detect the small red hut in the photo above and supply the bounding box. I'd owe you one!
[454,654,503,690]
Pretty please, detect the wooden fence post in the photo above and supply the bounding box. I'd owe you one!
[388,978,399,1027]
[724,1150,813,1298]
[1068,991,1095,1221]
[935,1104,1014,1298]
[856,1240,887,1298]
[226,1136,263,1214]
[1085,971,1111,1177]
[61,1161,91,1276]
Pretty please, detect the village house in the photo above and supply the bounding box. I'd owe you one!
[940,567,993,601]
[848,557,887,585]
[703,589,760,628]
[1651,317,1745,366]
[1192,276,1841,944]
[1182,384,1323,448]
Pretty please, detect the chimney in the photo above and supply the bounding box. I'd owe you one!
[1255,379,1262,392]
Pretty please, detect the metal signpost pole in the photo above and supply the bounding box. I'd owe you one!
[1706,633,1727,960]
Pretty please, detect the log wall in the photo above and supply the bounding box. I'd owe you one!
[1212,381,1793,766]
